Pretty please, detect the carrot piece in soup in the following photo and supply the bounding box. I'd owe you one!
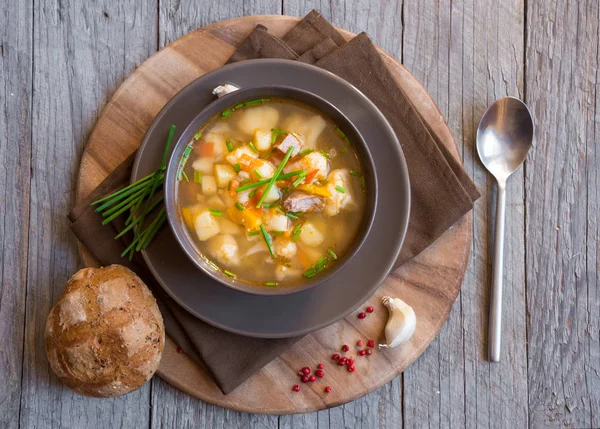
[304,169,319,184]
[197,141,215,157]
[229,179,240,197]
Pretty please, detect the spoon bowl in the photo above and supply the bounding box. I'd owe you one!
[477,97,534,183]
[476,96,533,363]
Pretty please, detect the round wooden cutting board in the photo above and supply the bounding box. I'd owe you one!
[75,16,471,414]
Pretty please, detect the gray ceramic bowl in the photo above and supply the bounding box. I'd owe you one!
[164,86,378,296]
[133,59,409,338]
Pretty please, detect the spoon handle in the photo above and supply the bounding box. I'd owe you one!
[489,181,506,362]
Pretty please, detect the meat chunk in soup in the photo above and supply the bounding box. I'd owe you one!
[177,98,367,287]
[276,132,304,157]
[283,192,324,213]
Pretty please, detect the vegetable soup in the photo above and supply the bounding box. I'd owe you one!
[176,98,367,287]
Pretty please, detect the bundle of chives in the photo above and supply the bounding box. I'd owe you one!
[91,124,176,259]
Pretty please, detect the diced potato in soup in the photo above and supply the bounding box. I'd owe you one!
[238,106,279,135]
[176,98,366,287]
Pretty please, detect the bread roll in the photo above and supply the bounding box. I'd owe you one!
[45,265,164,397]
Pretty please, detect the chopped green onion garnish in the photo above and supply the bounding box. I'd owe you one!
[319,150,330,159]
[299,149,314,156]
[209,209,223,216]
[327,248,338,260]
[291,223,302,242]
[276,207,286,215]
[248,142,258,153]
[350,170,362,177]
[360,176,366,189]
[263,202,279,208]
[260,224,275,258]
[235,202,244,211]
[233,163,241,173]
[194,171,202,184]
[271,128,288,135]
[206,260,220,271]
[248,188,258,198]
[234,103,244,109]
[254,169,263,178]
[315,264,326,273]
[221,108,234,118]
[286,212,299,220]
[316,257,329,266]
[303,269,316,279]
[248,231,260,236]
[341,147,349,153]
[292,172,307,187]
[223,270,236,278]
[335,127,351,145]
[271,230,284,235]
[244,99,263,107]
[335,185,346,193]
[226,139,233,152]
[265,282,278,287]
[193,131,203,141]
[235,170,303,192]
[264,149,273,159]
[271,133,278,144]
[256,146,295,208]
[181,170,189,182]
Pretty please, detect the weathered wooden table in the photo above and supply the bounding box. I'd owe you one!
[1,1,598,428]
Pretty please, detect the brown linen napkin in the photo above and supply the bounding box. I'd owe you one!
[69,10,479,395]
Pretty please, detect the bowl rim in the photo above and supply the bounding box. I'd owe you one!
[163,85,379,296]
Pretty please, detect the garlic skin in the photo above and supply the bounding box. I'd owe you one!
[379,296,417,348]
[212,84,240,98]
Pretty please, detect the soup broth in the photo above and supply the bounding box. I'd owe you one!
[176,98,367,287]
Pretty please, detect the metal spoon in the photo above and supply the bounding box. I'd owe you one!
[476,96,534,362]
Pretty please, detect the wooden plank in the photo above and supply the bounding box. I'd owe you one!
[19,1,158,428]
[159,0,282,46]
[0,1,32,428]
[150,378,278,428]
[402,0,528,428]
[525,1,600,427]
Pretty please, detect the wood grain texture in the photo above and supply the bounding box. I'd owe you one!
[0,1,32,429]
[402,0,528,428]
[5,1,598,427]
[19,1,157,428]
[73,14,471,415]
[525,1,600,427]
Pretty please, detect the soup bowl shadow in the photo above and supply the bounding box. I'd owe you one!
[164,86,378,296]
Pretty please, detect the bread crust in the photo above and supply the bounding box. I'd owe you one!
[45,265,165,397]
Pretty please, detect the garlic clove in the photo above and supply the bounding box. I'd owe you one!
[379,296,417,349]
